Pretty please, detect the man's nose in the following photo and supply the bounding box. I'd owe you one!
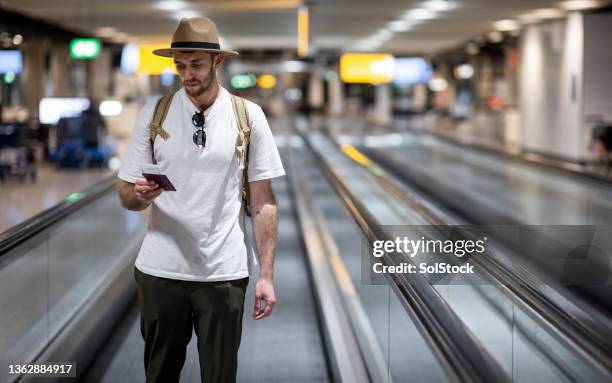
[181,68,194,81]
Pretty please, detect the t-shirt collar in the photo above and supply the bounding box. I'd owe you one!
[181,85,226,119]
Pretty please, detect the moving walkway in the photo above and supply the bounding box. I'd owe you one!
[2,118,611,382]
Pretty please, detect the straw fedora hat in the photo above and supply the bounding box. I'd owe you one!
[153,17,238,57]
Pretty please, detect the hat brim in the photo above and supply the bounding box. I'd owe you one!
[152,47,239,57]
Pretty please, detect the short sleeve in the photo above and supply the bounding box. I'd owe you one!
[245,102,285,182]
[117,99,158,183]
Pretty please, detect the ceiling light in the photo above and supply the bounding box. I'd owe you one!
[12,34,23,45]
[519,13,539,24]
[422,0,455,12]
[375,29,393,40]
[519,8,565,24]
[428,77,448,92]
[366,40,381,49]
[521,8,566,22]
[465,43,479,55]
[357,43,377,52]
[534,8,565,18]
[404,8,437,21]
[359,39,381,51]
[560,0,601,11]
[155,1,188,11]
[388,20,414,32]
[99,100,123,117]
[113,32,129,42]
[95,27,117,38]
[282,60,308,73]
[487,31,504,43]
[494,19,520,31]
[455,64,474,79]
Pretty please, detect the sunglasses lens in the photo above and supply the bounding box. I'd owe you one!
[193,129,206,147]
[192,112,204,127]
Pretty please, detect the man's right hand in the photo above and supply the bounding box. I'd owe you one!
[134,178,163,203]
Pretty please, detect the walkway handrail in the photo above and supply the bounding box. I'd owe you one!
[0,175,118,256]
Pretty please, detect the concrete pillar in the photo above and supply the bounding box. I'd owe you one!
[519,13,584,161]
[23,39,46,122]
[86,49,112,100]
[412,83,427,111]
[50,44,71,97]
[70,60,87,97]
[327,70,343,116]
[373,83,392,125]
[308,67,324,110]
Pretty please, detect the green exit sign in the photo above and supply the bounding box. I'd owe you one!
[70,38,101,59]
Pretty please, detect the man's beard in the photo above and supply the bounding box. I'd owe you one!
[184,66,215,97]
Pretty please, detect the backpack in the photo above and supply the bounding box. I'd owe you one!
[148,91,252,216]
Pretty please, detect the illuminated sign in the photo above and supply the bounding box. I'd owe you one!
[257,74,277,89]
[0,50,23,73]
[454,63,474,80]
[120,44,139,74]
[70,38,101,59]
[231,74,256,89]
[393,57,432,85]
[136,44,176,75]
[160,70,175,87]
[99,100,123,116]
[38,97,91,125]
[3,72,16,83]
[340,53,395,84]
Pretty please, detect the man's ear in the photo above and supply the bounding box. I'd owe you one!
[213,53,224,70]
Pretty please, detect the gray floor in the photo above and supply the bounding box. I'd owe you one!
[81,175,330,383]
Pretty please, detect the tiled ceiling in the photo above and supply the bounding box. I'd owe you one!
[0,0,608,54]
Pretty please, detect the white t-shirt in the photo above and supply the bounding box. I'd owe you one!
[118,86,285,282]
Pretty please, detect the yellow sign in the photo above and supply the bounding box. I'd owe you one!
[136,44,177,75]
[257,74,277,89]
[298,6,309,58]
[340,53,395,84]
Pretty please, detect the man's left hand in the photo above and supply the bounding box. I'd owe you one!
[252,278,276,320]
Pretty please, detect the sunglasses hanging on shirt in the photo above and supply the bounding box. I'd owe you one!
[192,111,206,148]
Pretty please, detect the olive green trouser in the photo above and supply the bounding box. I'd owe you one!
[134,267,249,383]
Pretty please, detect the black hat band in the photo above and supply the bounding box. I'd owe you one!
[170,41,221,50]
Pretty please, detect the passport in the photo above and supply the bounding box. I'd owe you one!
[141,164,177,191]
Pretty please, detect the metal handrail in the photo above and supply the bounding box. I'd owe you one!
[0,175,118,256]
[296,124,511,383]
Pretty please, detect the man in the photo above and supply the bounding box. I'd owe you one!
[116,17,284,383]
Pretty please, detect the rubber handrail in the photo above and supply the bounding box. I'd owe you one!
[0,176,118,256]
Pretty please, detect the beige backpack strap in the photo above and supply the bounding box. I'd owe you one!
[149,92,175,163]
[230,94,251,216]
